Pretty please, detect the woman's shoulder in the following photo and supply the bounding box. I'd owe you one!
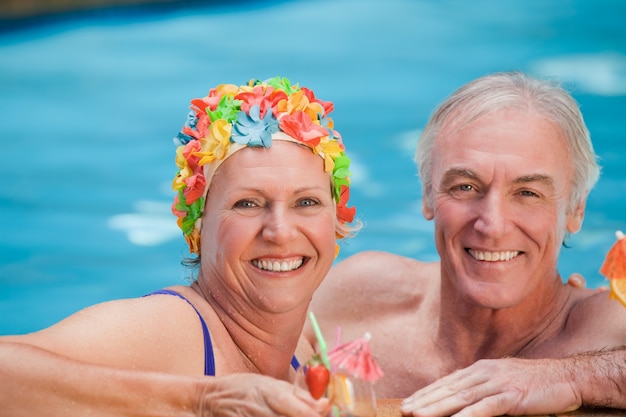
[16,287,206,374]
[45,288,202,335]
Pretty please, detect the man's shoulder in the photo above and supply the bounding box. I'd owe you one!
[312,251,439,314]
[568,289,626,332]
[332,250,437,282]
[538,288,626,355]
[309,251,440,354]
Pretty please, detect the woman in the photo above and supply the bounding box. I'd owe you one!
[0,76,359,416]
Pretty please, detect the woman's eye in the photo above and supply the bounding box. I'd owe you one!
[234,200,257,208]
[298,198,320,207]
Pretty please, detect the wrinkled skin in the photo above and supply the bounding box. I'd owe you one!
[198,374,327,417]
[400,357,580,417]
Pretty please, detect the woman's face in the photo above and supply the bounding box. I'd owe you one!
[199,141,337,315]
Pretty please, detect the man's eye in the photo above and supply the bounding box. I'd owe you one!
[519,190,539,198]
[457,184,474,192]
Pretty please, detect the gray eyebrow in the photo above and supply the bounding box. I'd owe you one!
[513,174,555,191]
[441,168,555,191]
[440,168,479,186]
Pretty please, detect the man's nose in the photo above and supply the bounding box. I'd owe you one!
[473,192,511,238]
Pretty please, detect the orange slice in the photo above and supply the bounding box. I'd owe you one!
[600,231,626,279]
[609,278,626,307]
[600,231,626,307]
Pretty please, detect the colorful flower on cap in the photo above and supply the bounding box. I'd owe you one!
[171,76,356,254]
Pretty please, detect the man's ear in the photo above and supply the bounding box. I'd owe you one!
[567,199,586,234]
[422,196,434,220]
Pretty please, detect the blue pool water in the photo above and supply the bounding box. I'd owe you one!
[1,0,626,334]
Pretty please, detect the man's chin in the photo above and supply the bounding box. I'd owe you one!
[455,279,523,310]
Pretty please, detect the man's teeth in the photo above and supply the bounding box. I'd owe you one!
[468,250,520,262]
[252,258,304,272]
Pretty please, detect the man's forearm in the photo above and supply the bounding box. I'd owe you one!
[0,341,199,417]
[569,346,626,409]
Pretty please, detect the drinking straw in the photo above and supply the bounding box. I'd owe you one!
[308,311,331,369]
[334,325,342,347]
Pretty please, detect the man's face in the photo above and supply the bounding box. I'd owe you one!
[424,107,585,308]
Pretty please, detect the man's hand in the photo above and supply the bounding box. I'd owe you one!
[567,273,587,288]
[399,357,581,417]
[567,273,609,291]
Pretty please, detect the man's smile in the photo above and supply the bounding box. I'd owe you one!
[467,249,521,262]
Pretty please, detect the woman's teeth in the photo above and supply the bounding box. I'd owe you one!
[252,258,304,272]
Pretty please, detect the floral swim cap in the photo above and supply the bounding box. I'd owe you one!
[172,76,357,254]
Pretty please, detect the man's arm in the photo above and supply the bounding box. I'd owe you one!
[570,347,626,408]
[399,348,626,417]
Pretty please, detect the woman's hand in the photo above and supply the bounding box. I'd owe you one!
[198,373,327,417]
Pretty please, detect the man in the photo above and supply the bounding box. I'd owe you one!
[307,71,626,416]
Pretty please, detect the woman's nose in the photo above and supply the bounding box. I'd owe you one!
[261,208,298,244]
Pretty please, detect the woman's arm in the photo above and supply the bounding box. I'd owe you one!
[0,341,325,417]
[0,340,197,417]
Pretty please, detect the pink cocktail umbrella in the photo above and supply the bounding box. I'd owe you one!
[328,331,383,382]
